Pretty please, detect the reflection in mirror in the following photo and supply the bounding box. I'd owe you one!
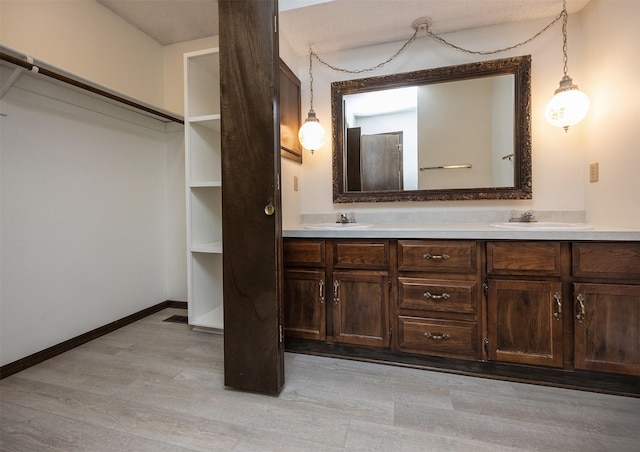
[332,56,532,202]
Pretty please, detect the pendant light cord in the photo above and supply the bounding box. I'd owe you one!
[425,11,564,56]
[310,3,566,74]
[308,51,314,110]
[311,26,420,74]
[561,0,569,77]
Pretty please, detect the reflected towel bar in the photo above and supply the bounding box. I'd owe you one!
[420,164,472,170]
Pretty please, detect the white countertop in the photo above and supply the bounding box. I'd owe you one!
[284,223,640,241]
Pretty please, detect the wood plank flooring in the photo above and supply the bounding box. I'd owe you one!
[1,308,639,451]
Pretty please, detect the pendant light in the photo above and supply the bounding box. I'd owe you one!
[298,52,326,154]
[545,0,590,132]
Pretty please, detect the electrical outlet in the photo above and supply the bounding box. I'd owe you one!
[293,176,299,191]
[589,162,599,183]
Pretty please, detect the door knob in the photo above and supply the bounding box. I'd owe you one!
[264,204,275,216]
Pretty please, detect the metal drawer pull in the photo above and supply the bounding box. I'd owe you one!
[553,292,562,320]
[319,280,324,304]
[423,253,450,260]
[333,280,340,304]
[424,291,450,300]
[576,293,586,322]
[424,332,450,340]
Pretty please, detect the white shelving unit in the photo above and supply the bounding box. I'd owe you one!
[184,48,223,332]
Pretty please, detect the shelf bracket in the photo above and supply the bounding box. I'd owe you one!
[0,55,40,100]
[0,66,24,99]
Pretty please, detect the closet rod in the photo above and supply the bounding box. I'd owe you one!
[0,52,183,125]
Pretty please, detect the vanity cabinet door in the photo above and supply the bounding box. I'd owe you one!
[487,279,564,368]
[283,269,326,340]
[333,271,390,348]
[574,283,640,376]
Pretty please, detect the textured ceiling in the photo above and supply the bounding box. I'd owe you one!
[97,0,590,54]
[96,0,219,46]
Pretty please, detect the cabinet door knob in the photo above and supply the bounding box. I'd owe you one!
[264,204,275,216]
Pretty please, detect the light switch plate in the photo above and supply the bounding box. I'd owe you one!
[589,162,599,183]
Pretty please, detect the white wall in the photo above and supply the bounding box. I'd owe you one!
[163,125,188,302]
[491,75,516,188]
[0,0,165,107]
[279,34,303,227]
[0,69,179,365]
[286,13,595,220]
[418,78,492,190]
[581,0,640,228]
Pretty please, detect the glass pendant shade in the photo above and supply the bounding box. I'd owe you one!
[298,109,326,152]
[545,75,590,131]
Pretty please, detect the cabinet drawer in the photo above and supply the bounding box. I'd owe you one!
[334,241,389,269]
[284,240,325,266]
[398,316,479,359]
[573,242,640,280]
[398,278,478,315]
[487,241,561,276]
[398,240,477,273]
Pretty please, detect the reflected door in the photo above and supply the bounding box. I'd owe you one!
[360,133,403,191]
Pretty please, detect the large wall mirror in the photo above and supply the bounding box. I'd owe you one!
[332,55,532,202]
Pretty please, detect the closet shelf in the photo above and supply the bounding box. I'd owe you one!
[190,181,222,188]
[191,305,224,332]
[1,49,183,124]
[191,241,223,254]
[188,114,221,130]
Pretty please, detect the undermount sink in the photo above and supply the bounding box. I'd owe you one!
[491,222,594,230]
[304,223,372,230]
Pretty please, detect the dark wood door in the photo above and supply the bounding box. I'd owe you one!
[333,271,390,347]
[487,279,564,367]
[219,0,284,394]
[283,269,326,340]
[360,133,403,191]
[574,283,640,376]
[346,127,362,191]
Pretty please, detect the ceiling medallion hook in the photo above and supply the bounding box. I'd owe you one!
[412,17,432,32]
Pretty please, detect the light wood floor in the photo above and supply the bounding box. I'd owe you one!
[1,308,639,451]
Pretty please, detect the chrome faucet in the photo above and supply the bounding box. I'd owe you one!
[336,212,356,224]
[509,210,537,223]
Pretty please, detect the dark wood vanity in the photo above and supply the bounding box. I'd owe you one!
[283,237,640,396]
